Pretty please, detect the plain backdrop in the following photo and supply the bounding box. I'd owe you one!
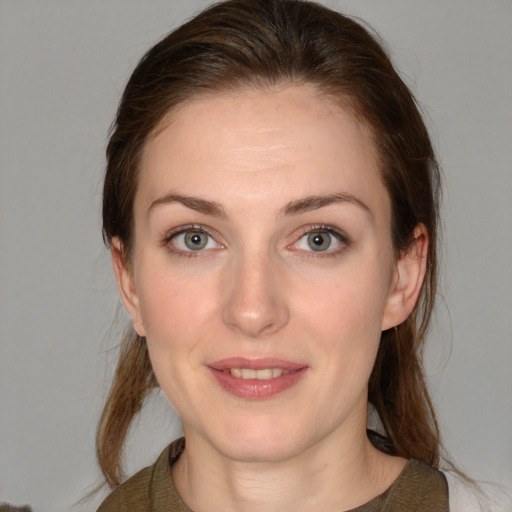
[1,1,511,510]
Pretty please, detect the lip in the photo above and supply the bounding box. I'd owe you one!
[207,357,308,400]
[209,357,306,371]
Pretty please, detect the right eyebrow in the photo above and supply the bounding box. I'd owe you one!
[148,193,227,218]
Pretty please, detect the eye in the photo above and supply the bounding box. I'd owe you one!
[166,227,221,253]
[292,226,347,254]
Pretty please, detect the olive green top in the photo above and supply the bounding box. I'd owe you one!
[97,437,449,511]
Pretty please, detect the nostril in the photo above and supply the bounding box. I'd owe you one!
[222,291,289,337]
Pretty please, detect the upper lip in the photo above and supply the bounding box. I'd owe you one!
[208,357,306,371]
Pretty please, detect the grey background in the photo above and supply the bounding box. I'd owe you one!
[1,1,511,510]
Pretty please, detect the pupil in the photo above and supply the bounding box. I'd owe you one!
[191,234,202,245]
[313,235,324,246]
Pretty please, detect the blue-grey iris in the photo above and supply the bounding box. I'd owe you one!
[307,231,331,251]
[184,231,208,250]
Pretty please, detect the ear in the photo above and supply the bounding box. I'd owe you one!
[111,237,146,337]
[382,225,428,331]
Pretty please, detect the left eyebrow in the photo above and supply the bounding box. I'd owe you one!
[280,193,372,217]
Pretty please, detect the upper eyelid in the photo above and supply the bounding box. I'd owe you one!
[290,225,350,253]
[162,224,215,242]
[160,223,349,249]
[296,224,348,241]
[162,225,223,255]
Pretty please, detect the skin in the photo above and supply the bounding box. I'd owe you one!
[113,84,428,511]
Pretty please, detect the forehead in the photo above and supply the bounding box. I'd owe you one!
[137,84,387,217]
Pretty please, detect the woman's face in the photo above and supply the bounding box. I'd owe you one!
[115,85,424,463]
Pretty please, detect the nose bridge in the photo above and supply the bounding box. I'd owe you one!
[222,247,289,338]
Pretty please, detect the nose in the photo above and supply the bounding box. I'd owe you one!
[222,252,290,338]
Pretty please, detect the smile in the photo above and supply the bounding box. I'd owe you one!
[224,368,290,379]
[209,358,308,399]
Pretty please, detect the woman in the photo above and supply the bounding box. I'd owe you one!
[97,0,451,509]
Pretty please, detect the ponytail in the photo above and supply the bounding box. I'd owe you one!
[96,330,157,488]
[369,324,441,467]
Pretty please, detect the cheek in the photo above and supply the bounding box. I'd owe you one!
[295,264,390,333]
[135,255,224,367]
[137,269,219,404]
[139,276,214,340]
[292,263,390,373]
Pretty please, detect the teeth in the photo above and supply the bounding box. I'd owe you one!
[228,368,287,379]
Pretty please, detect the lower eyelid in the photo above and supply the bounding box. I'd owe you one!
[163,226,224,254]
[162,225,207,242]
[163,225,348,256]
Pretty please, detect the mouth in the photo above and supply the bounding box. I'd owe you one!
[208,358,308,399]
[223,368,291,379]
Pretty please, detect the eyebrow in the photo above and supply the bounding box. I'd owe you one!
[281,193,371,217]
[148,192,371,219]
[148,194,227,218]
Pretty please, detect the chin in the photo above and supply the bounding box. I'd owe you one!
[204,416,317,463]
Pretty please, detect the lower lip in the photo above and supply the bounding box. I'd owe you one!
[209,368,308,399]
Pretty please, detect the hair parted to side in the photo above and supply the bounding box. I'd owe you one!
[100,0,442,488]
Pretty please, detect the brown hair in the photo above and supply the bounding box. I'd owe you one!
[99,0,442,487]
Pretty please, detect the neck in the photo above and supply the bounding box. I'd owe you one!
[172,413,406,512]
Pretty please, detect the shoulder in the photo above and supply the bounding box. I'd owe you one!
[96,440,183,512]
[96,464,155,512]
[382,459,449,511]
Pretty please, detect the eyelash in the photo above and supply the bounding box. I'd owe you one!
[292,224,349,259]
[161,224,349,258]
[161,224,220,258]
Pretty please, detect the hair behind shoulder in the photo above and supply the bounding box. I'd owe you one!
[99,0,443,487]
